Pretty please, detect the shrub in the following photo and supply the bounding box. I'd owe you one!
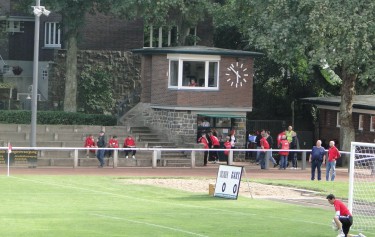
[0,110,117,125]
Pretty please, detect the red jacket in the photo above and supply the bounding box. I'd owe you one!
[224,141,232,156]
[278,139,289,156]
[198,137,209,149]
[108,138,119,148]
[124,137,136,147]
[328,146,340,162]
[84,136,95,147]
[260,137,270,150]
[210,135,220,146]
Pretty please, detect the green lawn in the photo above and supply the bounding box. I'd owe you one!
[0,176,373,237]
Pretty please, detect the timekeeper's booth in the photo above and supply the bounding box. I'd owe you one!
[132,46,262,155]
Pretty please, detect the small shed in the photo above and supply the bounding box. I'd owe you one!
[133,46,262,147]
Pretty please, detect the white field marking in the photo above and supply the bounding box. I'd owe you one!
[92,213,209,237]
[9,176,345,231]
[10,176,256,218]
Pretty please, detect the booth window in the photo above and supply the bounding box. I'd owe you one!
[168,54,220,90]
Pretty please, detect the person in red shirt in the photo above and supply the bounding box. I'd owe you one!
[107,135,119,158]
[278,135,289,170]
[123,135,136,159]
[209,132,220,163]
[84,134,97,158]
[326,140,341,181]
[326,194,366,237]
[259,133,270,169]
[198,133,209,166]
[223,136,232,165]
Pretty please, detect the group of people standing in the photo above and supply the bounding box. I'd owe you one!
[84,131,137,168]
[309,139,341,181]
[197,129,236,166]
[252,126,299,170]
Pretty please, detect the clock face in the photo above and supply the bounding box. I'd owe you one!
[225,62,249,88]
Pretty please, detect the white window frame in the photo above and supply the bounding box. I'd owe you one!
[370,115,375,132]
[44,22,61,48]
[167,54,220,90]
[358,114,364,131]
[336,112,340,128]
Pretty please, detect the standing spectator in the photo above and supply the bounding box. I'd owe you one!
[198,133,209,166]
[84,134,96,158]
[289,132,300,169]
[255,130,265,165]
[230,129,236,149]
[209,132,221,163]
[326,141,341,181]
[285,125,294,143]
[309,140,326,180]
[259,132,270,169]
[266,130,278,167]
[107,135,119,158]
[96,131,106,168]
[278,135,289,170]
[223,136,232,165]
[277,129,286,147]
[123,135,136,159]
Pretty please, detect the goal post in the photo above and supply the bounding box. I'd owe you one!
[348,142,375,231]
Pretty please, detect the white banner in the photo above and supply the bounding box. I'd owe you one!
[214,165,243,199]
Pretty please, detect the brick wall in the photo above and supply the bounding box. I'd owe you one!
[80,13,144,51]
[144,55,254,109]
[319,109,375,145]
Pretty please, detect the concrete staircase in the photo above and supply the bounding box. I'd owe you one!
[0,122,191,167]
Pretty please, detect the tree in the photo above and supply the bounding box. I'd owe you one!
[215,0,375,157]
[112,0,212,46]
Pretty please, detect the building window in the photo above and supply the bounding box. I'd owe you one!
[44,22,61,48]
[370,116,375,132]
[336,112,340,127]
[42,68,48,80]
[358,114,364,130]
[168,55,220,90]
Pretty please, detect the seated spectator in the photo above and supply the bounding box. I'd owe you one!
[123,135,136,159]
[84,134,97,158]
[189,79,197,87]
[107,135,119,158]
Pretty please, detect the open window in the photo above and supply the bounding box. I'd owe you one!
[168,55,220,90]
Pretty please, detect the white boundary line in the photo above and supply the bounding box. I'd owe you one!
[92,213,209,237]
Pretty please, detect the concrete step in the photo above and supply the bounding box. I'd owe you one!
[130,127,152,133]
[146,142,176,147]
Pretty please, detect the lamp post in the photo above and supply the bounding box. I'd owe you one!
[30,0,50,147]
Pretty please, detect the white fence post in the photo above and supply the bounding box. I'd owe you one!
[152,150,158,168]
[191,150,195,168]
[73,149,78,168]
[228,150,233,165]
[113,149,118,168]
[302,151,306,170]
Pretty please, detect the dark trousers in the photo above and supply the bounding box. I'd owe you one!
[125,149,136,156]
[203,151,208,165]
[259,152,266,169]
[311,160,322,180]
[96,149,105,167]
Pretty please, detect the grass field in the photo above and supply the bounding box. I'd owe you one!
[0,175,373,237]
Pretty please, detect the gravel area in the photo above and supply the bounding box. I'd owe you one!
[121,178,309,199]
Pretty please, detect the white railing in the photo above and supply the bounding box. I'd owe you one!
[1,146,350,169]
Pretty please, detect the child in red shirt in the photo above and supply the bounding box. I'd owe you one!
[123,135,136,159]
[84,134,97,158]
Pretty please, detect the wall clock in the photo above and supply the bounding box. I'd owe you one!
[225,62,249,88]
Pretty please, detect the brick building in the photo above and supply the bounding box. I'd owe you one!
[301,95,375,146]
[133,46,262,146]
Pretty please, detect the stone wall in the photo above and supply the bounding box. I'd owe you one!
[48,50,141,115]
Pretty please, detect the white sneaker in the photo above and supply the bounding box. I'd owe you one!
[358,233,366,237]
[132,155,135,159]
[126,156,128,159]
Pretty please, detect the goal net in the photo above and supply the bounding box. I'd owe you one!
[348,142,375,231]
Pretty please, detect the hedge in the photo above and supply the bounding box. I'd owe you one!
[0,110,117,126]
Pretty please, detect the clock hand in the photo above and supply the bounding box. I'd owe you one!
[230,66,241,78]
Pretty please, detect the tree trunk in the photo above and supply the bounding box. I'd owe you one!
[339,70,356,166]
[63,32,78,112]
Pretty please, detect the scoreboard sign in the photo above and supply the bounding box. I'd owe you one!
[0,150,38,165]
[214,165,243,199]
